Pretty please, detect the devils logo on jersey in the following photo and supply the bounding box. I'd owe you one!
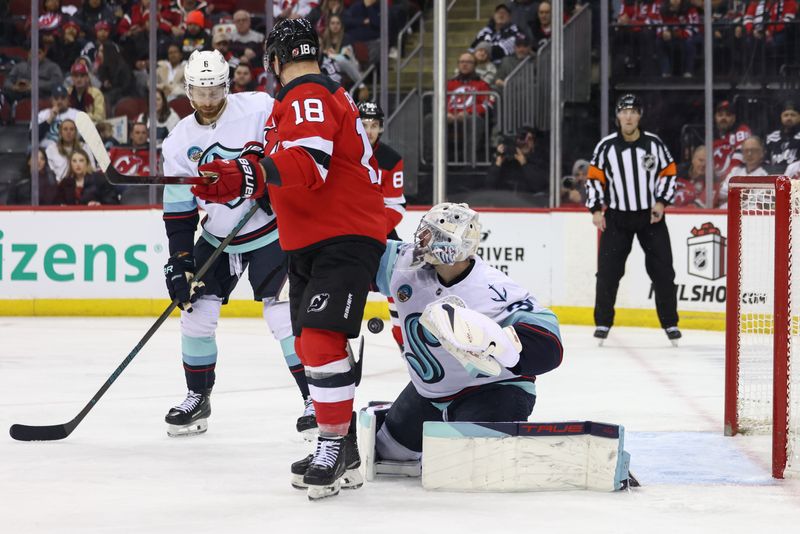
[109,147,150,176]
[264,117,281,156]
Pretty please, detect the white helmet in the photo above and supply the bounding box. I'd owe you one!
[413,203,482,266]
[184,50,230,96]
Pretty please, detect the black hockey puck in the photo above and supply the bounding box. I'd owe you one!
[367,317,384,334]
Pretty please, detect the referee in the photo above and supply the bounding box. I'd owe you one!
[585,94,681,345]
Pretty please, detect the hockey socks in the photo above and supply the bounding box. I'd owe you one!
[296,328,355,435]
[280,336,311,398]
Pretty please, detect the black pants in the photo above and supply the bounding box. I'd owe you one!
[595,208,678,329]
[384,382,536,453]
[288,239,385,338]
[193,237,286,302]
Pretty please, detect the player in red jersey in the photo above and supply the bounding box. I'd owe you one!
[358,101,407,350]
[192,18,386,501]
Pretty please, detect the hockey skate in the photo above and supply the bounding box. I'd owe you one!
[296,397,318,441]
[165,389,211,437]
[593,326,610,346]
[301,436,349,501]
[291,413,363,494]
[665,327,682,347]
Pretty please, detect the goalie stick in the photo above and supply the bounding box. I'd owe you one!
[74,111,215,186]
[9,202,261,441]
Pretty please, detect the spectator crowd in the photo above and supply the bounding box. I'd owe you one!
[1,0,422,205]
[3,1,798,208]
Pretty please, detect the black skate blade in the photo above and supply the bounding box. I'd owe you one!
[622,471,641,489]
[10,423,71,441]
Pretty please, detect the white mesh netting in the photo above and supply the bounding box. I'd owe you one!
[735,182,799,475]
[736,187,777,433]
[788,180,800,474]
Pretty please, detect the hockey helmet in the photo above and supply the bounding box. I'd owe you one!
[616,93,642,115]
[184,50,230,106]
[358,101,384,123]
[413,203,482,266]
[263,18,320,75]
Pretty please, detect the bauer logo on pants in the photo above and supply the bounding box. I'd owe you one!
[307,293,330,313]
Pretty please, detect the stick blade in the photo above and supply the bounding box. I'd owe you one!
[74,111,111,172]
[106,167,215,185]
[10,423,71,441]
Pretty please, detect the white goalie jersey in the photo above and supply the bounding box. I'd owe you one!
[162,92,277,253]
[375,241,560,400]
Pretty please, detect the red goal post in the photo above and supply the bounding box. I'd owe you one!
[725,175,798,479]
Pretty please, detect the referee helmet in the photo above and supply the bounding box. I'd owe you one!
[616,94,643,115]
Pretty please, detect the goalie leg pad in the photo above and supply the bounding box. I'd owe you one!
[421,421,633,492]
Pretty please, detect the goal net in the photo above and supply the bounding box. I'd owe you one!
[725,176,800,478]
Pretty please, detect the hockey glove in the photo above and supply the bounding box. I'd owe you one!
[193,157,267,204]
[420,296,522,377]
[164,252,206,312]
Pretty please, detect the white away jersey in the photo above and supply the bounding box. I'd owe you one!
[162,92,277,253]
[375,241,560,400]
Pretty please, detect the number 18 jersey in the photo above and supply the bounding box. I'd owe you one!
[263,74,386,252]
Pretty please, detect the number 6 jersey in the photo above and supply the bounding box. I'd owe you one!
[262,74,386,252]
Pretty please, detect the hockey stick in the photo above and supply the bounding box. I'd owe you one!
[9,203,261,441]
[74,111,215,186]
[346,336,365,386]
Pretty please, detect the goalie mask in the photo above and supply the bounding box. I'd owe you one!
[413,203,482,266]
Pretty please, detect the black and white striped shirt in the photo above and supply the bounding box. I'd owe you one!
[584,131,678,212]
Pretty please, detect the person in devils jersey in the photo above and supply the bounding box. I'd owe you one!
[191,18,386,501]
[358,100,407,351]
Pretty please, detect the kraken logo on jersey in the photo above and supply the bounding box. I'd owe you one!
[404,313,445,384]
[199,142,244,166]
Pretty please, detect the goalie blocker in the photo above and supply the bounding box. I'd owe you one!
[360,405,633,492]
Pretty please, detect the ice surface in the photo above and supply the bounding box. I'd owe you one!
[2,319,799,533]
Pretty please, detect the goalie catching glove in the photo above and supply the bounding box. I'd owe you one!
[420,296,522,377]
[164,252,206,312]
[194,153,267,204]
